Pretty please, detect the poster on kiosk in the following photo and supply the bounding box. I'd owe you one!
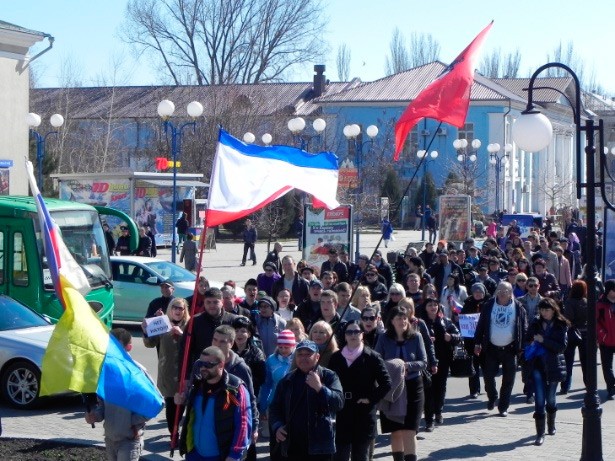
[303,204,353,269]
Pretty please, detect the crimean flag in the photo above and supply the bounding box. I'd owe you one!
[26,161,163,418]
[206,129,340,227]
[393,21,494,160]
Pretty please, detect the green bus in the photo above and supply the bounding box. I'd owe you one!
[0,197,137,327]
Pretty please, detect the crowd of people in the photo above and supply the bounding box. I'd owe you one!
[128,218,615,461]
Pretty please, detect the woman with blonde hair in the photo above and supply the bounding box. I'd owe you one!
[142,297,190,434]
[352,285,377,311]
[286,317,308,342]
[309,320,339,367]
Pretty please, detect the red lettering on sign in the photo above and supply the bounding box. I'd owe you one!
[92,182,109,193]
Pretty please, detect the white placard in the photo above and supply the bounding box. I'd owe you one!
[458,313,480,338]
[145,315,172,337]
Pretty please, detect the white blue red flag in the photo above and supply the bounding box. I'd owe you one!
[206,129,340,227]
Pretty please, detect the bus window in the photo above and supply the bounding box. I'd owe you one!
[12,232,28,287]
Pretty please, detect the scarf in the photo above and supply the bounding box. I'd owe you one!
[341,343,364,366]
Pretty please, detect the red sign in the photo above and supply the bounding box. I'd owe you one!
[325,207,350,220]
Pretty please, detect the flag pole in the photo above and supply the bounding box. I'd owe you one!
[170,217,210,455]
[369,123,442,261]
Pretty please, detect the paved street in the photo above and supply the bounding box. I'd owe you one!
[2,229,615,460]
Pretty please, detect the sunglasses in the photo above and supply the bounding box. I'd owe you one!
[345,330,362,336]
[390,292,403,296]
[171,305,185,310]
[196,360,220,369]
[361,315,376,321]
[527,284,538,288]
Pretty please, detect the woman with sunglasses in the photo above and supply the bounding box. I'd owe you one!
[329,321,392,461]
[418,297,460,431]
[142,297,190,434]
[360,306,382,348]
[513,273,529,298]
[375,304,427,461]
[524,297,569,446]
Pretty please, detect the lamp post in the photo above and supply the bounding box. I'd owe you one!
[417,149,438,241]
[287,117,327,150]
[26,112,64,188]
[343,123,378,261]
[487,142,512,213]
[512,61,615,461]
[157,99,204,263]
[453,138,481,196]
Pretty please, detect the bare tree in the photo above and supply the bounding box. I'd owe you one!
[384,28,410,75]
[479,48,521,78]
[336,43,351,81]
[409,32,440,67]
[546,41,585,85]
[537,171,575,215]
[121,0,327,85]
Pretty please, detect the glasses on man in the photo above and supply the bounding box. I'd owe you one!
[527,284,538,288]
[361,315,376,321]
[196,360,220,369]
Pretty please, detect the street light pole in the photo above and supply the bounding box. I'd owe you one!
[417,149,438,241]
[157,99,204,263]
[512,61,615,461]
[453,138,481,196]
[26,112,64,189]
[343,124,378,261]
[487,143,512,213]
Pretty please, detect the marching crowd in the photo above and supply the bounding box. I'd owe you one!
[116,218,615,461]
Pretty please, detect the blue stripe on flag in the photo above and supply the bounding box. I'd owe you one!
[219,129,338,170]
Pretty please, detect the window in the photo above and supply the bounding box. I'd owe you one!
[12,232,28,287]
[458,123,476,144]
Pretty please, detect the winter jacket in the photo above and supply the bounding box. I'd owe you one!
[420,315,460,364]
[597,295,615,347]
[233,339,266,395]
[328,347,392,442]
[258,352,294,413]
[524,317,567,383]
[374,332,427,381]
[254,313,286,357]
[269,366,344,457]
[271,272,310,305]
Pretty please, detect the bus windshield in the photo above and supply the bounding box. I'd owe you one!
[33,210,112,288]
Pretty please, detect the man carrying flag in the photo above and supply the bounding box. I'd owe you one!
[394,21,494,160]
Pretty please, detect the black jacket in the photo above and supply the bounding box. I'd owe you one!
[271,273,309,305]
[474,297,528,353]
[524,317,567,383]
[328,347,392,442]
[321,260,349,283]
[421,315,460,363]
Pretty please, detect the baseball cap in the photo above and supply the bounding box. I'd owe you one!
[309,279,324,289]
[295,339,319,353]
[161,280,175,287]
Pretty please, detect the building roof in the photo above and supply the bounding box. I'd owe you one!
[493,77,573,105]
[31,81,356,120]
[313,61,526,105]
[0,20,49,59]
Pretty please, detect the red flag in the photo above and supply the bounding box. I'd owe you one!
[393,21,494,160]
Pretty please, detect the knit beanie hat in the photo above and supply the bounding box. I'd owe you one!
[277,329,296,347]
[471,282,487,295]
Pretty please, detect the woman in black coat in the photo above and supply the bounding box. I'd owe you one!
[329,321,392,461]
[419,297,460,431]
[524,297,568,446]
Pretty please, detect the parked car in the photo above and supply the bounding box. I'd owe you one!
[0,295,55,409]
[110,256,244,321]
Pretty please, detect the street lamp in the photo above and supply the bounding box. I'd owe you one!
[287,117,326,150]
[512,61,615,461]
[157,99,204,263]
[344,123,379,260]
[417,149,438,241]
[453,138,481,195]
[487,142,512,213]
[26,112,64,188]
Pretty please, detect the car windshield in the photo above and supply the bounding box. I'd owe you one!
[144,261,196,283]
[0,296,50,330]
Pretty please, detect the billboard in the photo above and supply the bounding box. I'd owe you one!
[438,195,472,242]
[303,205,353,269]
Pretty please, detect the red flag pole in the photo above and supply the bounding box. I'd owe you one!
[170,219,210,455]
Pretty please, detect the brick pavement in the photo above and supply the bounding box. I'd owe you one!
[2,230,615,460]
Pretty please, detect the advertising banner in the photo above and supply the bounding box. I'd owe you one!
[303,205,353,269]
[438,195,472,242]
[604,208,615,279]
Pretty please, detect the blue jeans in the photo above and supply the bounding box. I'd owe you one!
[532,368,558,415]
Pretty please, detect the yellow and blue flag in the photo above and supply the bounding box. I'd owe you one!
[26,161,163,418]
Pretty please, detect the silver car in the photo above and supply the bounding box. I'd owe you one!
[0,295,54,409]
[110,256,244,321]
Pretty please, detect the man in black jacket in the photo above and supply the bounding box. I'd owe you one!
[371,250,394,288]
[272,255,309,305]
[474,281,528,417]
[427,250,463,296]
[320,248,349,283]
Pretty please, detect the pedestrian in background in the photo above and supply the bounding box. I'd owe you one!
[175,212,189,255]
[241,218,258,266]
[179,232,198,272]
[382,218,394,248]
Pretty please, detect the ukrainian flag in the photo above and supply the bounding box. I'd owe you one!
[26,161,163,419]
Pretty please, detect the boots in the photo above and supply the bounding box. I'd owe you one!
[392,452,405,461]
[404,455,418,461]
[534,413,546,446]
[547,408,557,435]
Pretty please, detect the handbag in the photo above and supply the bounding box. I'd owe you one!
[450,341,476,378]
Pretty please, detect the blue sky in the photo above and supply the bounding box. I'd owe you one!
[5,0,615,93]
